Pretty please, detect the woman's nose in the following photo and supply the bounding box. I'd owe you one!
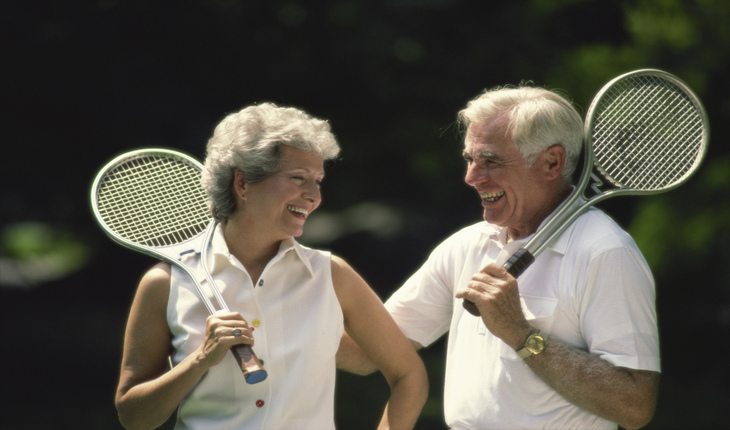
[302,181,321,202]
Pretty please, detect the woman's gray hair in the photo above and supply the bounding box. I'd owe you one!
[457,85,583,181]
[201,102,341,222]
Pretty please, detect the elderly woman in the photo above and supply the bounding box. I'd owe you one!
[114,103,428,430]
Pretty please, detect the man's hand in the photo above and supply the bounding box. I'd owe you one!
[456,263,531,349]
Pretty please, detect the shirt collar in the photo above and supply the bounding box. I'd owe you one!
[480,205,571,255]
[207,224,315,277]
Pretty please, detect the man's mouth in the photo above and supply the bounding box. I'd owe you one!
[287,205,309,218]
[479,191,505,203]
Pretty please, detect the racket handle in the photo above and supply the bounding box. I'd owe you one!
[462,248,536,316]
[462,299,481,316]
[503,248,535,278]
[231,344,268,384]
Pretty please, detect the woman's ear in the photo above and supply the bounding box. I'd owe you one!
[542,144,566,181]
[233,169,248,201]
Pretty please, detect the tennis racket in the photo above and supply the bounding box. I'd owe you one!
[464,68,710,316]
[90,148,268,383]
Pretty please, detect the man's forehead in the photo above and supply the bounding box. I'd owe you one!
[464,129,507,153]
[466,118,511,141]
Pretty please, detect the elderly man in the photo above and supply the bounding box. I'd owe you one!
[338,85,660,429]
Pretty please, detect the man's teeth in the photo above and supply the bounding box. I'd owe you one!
[287,205,309,216]
[480,191,505,202]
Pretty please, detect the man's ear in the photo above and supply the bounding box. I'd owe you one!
[542,144,566,181]
[233,169,248,201]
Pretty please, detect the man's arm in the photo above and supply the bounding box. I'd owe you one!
[456,263,659,429]
[524,336,659,430]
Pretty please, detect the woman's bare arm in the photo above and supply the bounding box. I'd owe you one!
[115,263,254,430]
[332,255,428,430]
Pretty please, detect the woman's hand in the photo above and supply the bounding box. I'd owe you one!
[196,311,255,368]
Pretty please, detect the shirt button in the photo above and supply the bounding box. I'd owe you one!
[258,279,264,287]
[252,319,261,328]
[256,399,265,408]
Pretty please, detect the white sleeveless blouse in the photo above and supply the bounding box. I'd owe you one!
[167,226,344,430]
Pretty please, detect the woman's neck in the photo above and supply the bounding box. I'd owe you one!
[221,218,281,281]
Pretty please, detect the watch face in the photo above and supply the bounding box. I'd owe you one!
[526,334,545,354]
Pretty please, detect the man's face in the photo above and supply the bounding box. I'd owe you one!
[462,117,553,239]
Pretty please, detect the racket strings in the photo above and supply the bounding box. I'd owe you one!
[591,75,705,191]
[96,155,210,247]
[594,80,693,185]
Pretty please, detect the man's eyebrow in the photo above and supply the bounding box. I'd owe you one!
[463,150,501,160]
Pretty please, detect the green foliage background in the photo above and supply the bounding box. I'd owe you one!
[2,0,728,428]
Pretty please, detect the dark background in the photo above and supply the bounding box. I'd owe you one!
[2,1,729,429]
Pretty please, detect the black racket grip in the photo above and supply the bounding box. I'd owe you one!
[462,248,536,316]
[231,344,268,384]
[503,248,536,278]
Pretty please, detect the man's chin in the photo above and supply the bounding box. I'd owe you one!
[481,210,506,227]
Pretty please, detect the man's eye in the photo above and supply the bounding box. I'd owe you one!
[483,157,503,167]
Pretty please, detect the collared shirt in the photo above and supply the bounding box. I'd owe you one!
[167,225,343,430]
[385,207,660,429]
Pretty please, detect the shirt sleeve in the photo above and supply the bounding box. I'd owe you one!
[385,238,457,348]
[580,245,661,372]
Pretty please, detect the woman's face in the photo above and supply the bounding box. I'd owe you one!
[241,145,325,240]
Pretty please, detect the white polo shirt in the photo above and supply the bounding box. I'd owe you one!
[167,225,343,430]
[385,207,660,429]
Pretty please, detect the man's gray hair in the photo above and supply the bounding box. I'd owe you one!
[458,85,583,180]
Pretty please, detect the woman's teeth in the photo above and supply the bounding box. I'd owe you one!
[287,205,309,217]
[480,191,505,202]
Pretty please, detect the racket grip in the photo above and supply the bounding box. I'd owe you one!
[462,248,536,317]
[231,344,268,384]
[503,248,535,278]
[462,300,481,316]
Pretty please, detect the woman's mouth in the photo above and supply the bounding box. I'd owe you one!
[287,205,309,219]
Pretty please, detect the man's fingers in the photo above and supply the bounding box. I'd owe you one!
[479,262,509,277]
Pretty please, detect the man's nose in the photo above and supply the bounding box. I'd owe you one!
[464,163,488,187]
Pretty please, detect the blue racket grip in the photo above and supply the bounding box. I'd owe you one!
[462,248,536,316]
[232,344,268,384]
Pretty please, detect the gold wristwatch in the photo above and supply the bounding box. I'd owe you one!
[516,330,546,359]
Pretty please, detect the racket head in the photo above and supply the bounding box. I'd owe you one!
[584,69,709,196]
[90,148,211,260]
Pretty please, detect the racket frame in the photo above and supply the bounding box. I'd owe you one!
[525,68,709,258]
[463,68,709,315]
[90,148,268,383]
